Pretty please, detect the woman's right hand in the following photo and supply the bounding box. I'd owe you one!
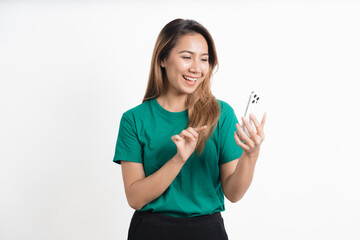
[171,126,207,163]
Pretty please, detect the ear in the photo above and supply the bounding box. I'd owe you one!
[160,59,166,68]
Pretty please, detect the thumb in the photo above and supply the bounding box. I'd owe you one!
[171,135,183,143]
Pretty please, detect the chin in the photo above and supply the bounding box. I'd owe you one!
[183,86,199,94]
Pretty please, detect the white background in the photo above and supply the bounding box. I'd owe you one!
[1,1,360,239]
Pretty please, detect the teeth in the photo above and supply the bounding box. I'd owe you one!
[183,76,198,82]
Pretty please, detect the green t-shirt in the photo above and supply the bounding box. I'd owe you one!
[113,98,243,218]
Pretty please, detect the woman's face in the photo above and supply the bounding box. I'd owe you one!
[161,33,209,95]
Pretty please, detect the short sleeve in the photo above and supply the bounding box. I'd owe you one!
[219,106,244,164]
[113,111,143,165]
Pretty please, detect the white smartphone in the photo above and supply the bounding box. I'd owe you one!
[240,91,260,137]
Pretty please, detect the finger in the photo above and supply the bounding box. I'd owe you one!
[249,113,264,139]
[180,130,196,141]
[172,135,183,142]
[241,116,258,140]
[261,112,267,129]
[236,123,255,148]
[249,113,261,129]
[234,131,250,151]
[187,127,199,138]
[193,125,207,133]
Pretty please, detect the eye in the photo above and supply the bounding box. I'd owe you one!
[201,59,208,62]
[182,56,191,59]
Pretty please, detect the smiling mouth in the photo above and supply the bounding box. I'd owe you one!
[182,75,200,82]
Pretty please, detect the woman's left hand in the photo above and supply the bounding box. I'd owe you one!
[234,113,267,158]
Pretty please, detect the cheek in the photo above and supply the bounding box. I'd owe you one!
[178,61,191,72]
[202,64,210,75]
[169,60,189,75]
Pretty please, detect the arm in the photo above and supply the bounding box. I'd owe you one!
[221,112,266,203]
[220,152,259,203]
[121,155,185,210]
[121,126,207,210]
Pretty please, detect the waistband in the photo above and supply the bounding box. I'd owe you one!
[133,210,223,228]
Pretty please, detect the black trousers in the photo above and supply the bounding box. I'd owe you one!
[127,210,229,240]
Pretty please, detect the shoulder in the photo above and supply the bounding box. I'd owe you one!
[216,99,236,115]
[121,99,152,121]
[216,99,238,128]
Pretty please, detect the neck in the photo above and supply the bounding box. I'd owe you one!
[156,92,188,112]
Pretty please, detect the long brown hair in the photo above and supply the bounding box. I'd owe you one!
[142,18,220,156]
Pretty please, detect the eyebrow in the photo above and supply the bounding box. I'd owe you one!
[178,50,209,56]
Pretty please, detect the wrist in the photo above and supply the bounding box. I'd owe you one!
[243,150,260,161]
[173,154,186,165]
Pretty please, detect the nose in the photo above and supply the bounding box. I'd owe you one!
[189,59,201,74]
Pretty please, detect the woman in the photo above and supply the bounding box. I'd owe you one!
[113,18,266,240]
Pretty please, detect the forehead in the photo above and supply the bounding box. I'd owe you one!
[172,33,208,53]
